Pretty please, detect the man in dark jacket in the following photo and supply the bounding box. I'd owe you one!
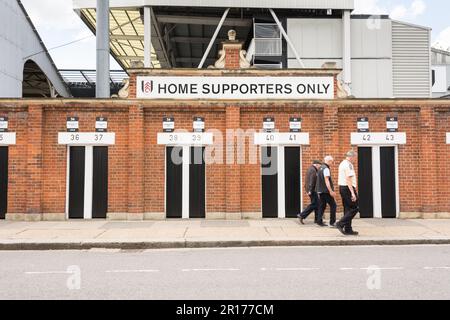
[315,156,337,227]
[298,160,322,225]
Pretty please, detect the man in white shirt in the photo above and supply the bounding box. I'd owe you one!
[336,151,359,236]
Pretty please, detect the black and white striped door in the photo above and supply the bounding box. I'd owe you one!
[261,146,302,219]
[67,146,108,219]
[358,146,398,219]
[165,146,206,219]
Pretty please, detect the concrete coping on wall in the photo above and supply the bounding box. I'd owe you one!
[127,68,342,77]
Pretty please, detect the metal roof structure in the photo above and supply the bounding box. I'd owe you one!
[79,7,163,69]
[73,0,355,10]
[59,69,128,97]
[74,1,354,69]
[59,69,128,84]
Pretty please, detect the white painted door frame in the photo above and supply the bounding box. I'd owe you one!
[358,145,400,219]
[61,132,115,220]
[259,145,303,219]
[164,145,208,220]
[64,146,94,220]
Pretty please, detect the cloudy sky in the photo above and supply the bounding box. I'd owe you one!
[20,0,450,70]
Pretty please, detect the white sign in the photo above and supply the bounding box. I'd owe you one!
[0,132,16,145]
[0,117,8,131]
[163,121,175,131]
[157,132,214,146]
[263,121,275,132]
[289,118,302,132]
[447,133,450,144]
[66,117,79,132]
[254,132,310,146]
[95,117,108,132]
[386,117,398,132]
[58,132,115,145]
[351,132,406,146]
[137,76,335,100]
[193,118,205,132]
[357,118,369,132]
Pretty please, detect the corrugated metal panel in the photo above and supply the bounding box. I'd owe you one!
[74,0,355,10]
[392,21,431,98]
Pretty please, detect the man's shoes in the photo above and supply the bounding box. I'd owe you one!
[329,223,336,228]
[297,215,305,225]
[316,222,328,227]
[345,230,359,236]
[336,223,346,235]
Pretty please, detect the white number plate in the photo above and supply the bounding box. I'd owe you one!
[254,133,310,146]
[0,132,16,145]
[157,132,213,145]
[58,132,115,145]
[351,132,406,145]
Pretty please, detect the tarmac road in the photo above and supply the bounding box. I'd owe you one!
[1,245,450,300]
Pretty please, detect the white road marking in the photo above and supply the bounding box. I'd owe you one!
[181,268,240,272]
[360,267,404,271]
[340,267,404,271]
[105,270,160,273]
[424,267,450,270]
[259,267,320,272]
[25,271,70,275]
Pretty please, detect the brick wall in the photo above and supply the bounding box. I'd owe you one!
[1,100,450,220]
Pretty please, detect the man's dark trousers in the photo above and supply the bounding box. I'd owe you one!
[318,193,337,225]
[338,186,359,232]
[299,192,320,223]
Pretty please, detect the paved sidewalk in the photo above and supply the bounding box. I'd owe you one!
[1,219,450,250]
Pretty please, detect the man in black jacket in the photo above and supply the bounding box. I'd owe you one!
[298,160,322,225]
[315,156,337,227]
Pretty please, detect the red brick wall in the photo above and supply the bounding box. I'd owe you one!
[40,105,130,214]
[437,108,450,213]
[1,98,450,219]
[1,106,28,213]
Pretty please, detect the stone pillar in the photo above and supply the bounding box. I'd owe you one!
[127,105,145,219]
[26,105,43,220]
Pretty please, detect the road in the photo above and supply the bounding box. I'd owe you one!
[1,245,450,300]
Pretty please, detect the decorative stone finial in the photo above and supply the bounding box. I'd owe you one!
[228,29,237,41]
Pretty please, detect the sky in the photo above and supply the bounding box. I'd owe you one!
[20,0,450,70]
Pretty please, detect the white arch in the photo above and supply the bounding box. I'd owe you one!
[0,0,70,98]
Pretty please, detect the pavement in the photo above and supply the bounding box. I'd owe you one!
[1,218,450,250]
[2,245,450,299]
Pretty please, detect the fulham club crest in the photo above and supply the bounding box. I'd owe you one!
[142,80,153,94]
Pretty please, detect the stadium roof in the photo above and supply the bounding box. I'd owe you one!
[73,0,355,10]
[74,1,354,69]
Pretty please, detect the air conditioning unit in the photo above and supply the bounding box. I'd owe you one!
[254,23,282,57]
